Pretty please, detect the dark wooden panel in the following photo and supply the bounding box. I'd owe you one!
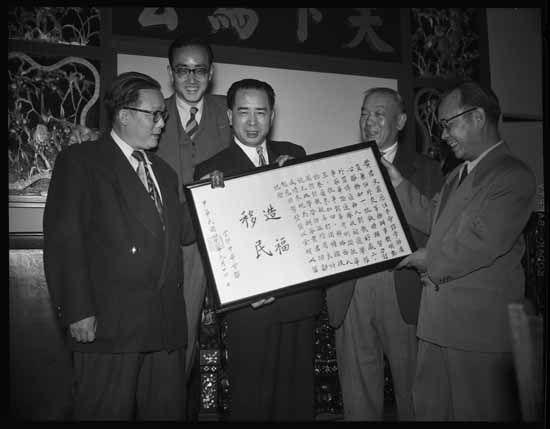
[9,250,72,420]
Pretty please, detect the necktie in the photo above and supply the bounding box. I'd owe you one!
[457,165,468,187]
[185,106,198,139]
[257,146,267,166]
[132,151,164,221]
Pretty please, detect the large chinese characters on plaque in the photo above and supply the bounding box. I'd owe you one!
[185,142,415,312]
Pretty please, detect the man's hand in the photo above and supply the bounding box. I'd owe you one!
[380,157,403,188]
[395,248,427,273]
[200,170,224,188]
[69,316,97,343]
[275,154,294,167]
[251,296,276,309]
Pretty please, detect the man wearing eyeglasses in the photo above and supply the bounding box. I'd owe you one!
[155,37,232,419]
[44,72,195,420]
[384,81,536,421]
[326,87,442,421]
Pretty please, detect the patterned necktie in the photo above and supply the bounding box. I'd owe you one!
[185,106,199,139]
[457,165,468,187]
[257,145,267,166]
[132,151,164,222]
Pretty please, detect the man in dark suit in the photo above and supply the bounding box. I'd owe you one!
[387,81,535,420]
[43,72,194,420]
[326,87,442,420]
[154,38,231,416]
[194,79,324,421]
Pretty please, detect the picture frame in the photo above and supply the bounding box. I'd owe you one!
[185,141,416,313]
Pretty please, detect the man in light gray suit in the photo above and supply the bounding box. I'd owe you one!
[386,81,535,421]
[326,87,442,421]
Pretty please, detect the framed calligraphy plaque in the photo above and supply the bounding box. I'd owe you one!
[185,141,416,313]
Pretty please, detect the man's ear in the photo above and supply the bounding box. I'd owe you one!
[208,64,214,83]
[227,109,232,127]
[472,107,486,128]
[167,64,175,86]
[270,109,275,127]
[397,112,407,131]
[118,108,130,126]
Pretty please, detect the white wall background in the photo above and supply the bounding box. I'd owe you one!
[118,54,397,155]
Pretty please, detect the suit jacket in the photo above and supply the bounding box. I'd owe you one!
[194,140,325,324]
[155,93,231,202]
[154,93,231,378]
[326,144,443,328]
[43,136,194,353]
[395,142,535,352]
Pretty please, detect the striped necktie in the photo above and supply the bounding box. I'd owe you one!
[132,151,164,222]
[257,146,267,166]
[185,106,199,139]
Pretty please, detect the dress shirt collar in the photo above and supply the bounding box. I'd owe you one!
[463,140,503,174]
[381,141,398,163]
[234,137,268,167]
[175,95,204,124]
[110,129,152,168]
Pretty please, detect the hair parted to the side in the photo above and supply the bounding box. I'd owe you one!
[103,72,161,125]
[167,36,214,67]
[227,78,276,110]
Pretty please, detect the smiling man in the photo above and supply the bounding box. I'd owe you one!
[384,81,536,421]
[326,87,442,421]
[194,79,324,421]
[43,72,195,420]
[154,38,231,418]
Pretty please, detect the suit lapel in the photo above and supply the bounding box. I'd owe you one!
[393,146,415,180]
[149,156,176,287]
[194,96,210,139]
[229,143,256,171]
[101,137,163,238]
[266,140,278,164]
[432,143,509,236]
[434,167,461,224]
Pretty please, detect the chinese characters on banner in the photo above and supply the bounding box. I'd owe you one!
[188,144,412,308]
[112,8,401,63]
[274,156,409,276]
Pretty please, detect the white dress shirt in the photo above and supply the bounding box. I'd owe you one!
[234,137,269,167]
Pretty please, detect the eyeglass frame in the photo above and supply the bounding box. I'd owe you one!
[171,65,211,80]
[438,107,478,131]
[123,107,168,123]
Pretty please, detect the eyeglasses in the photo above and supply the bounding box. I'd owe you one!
[438,107,478,131]
[123,107,168,123]
[171,66,210,80]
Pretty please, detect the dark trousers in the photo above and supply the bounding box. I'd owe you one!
[225,311,316,421]
[71,349,186,420]
[185,350,201,421]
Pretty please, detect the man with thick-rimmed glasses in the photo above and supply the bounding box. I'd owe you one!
[383,81,536,421]
[154,37,231,420]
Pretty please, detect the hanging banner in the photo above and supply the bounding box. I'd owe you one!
[112,7,402,63]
